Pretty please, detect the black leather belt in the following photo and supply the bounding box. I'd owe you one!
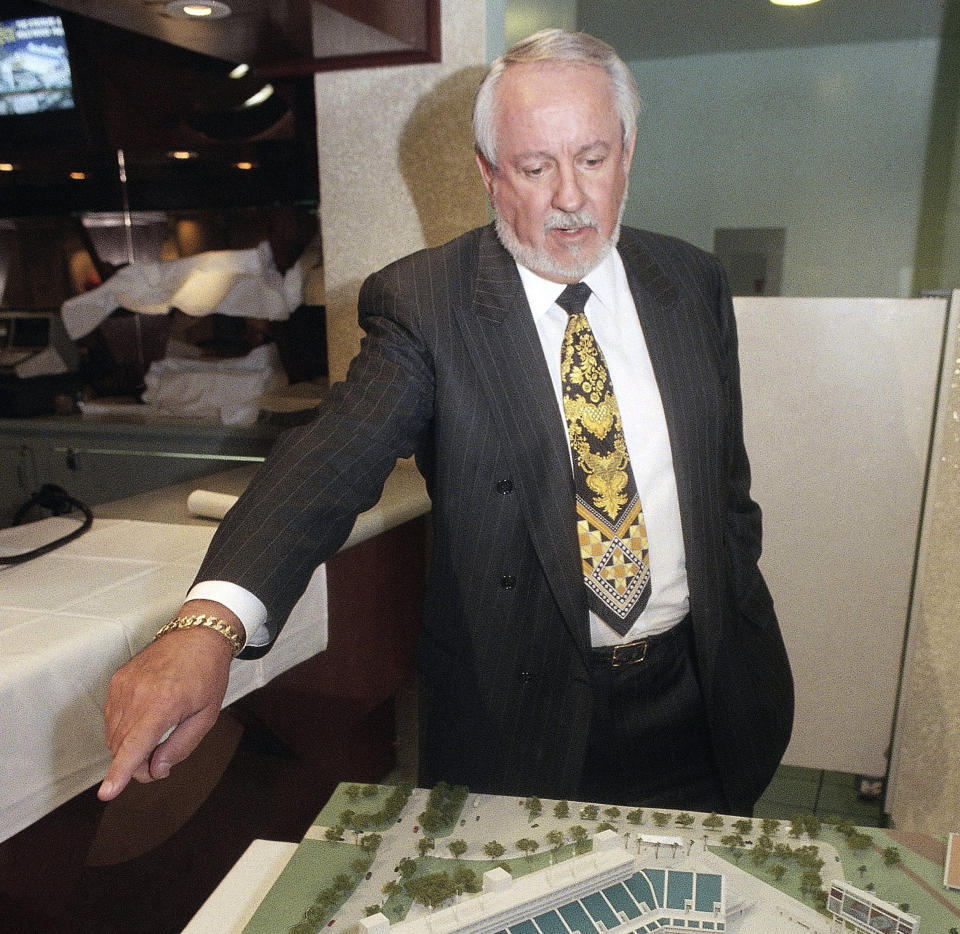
[591,615,691,668]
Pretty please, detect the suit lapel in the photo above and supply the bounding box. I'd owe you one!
[458,228,591,659]
[617,231,716,655]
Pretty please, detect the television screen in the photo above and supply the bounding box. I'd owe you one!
[0,14,74,116]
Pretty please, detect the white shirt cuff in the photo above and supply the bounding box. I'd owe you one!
[185,580,271,649]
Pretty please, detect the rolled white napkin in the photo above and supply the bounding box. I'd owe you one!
[187,489,239,520]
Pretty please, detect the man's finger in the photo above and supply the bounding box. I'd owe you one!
[148,704,221,781]
[98,715,179,800]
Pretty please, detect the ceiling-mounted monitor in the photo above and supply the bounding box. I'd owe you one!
[0,13,75,116]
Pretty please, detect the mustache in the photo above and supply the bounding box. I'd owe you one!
[544,210,599,232]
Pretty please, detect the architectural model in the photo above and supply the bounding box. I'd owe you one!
[241,784,957,934]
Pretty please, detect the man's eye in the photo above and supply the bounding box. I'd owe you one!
[524,166,544,177]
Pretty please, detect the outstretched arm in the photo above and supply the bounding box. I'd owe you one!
[97,599,243,801]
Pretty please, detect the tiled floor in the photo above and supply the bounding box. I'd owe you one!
[392,684,888,827]
[755,764,887,826]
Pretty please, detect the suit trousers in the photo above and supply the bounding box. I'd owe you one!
[578,615,728,813]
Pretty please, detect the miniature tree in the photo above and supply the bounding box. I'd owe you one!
[397,856,417,879]
[418,836,436,858]
[448,839,468,859]
[702,812,724,832]
[362,784,379,797]
[626,808,644,825]
[325,824,344,841]
[452,865,479,895]
[675,812,695,828]
[568,825,589,845]
[603,806,621,820]
[801,869,823,899]
[768,863,787,883]
[546,829,565,858]
[580,804,599,821]
[774,843,793,860]
[652,812,671,828]
[525,796,543,818]
[483,840,506,859]
[554,799,570,819]
[761,817,781,835]
[406,872,456,909]
[794,845,823,870]
[836,817,857,837]
[345,784,362,800]
[732,818,753,837]
[847,831,874,852]
[802,813,821,839]
[516,837,539,859]
[361,833,383,853]
[882,846,901,866]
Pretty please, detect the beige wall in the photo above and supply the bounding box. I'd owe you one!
[312,0,490,382]
[888,295,960,833]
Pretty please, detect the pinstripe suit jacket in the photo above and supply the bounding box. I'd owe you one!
[196,224,793,812]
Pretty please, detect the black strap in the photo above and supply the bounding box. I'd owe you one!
[1,484,94,565]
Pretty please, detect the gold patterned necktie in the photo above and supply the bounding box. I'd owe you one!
[557,282,651,635]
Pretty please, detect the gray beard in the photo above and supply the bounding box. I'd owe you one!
[492,191,627,282]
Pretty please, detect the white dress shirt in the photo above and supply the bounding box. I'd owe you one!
[189,249,690,649]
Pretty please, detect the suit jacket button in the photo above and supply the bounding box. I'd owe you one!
[518,669,533,683]
[500,574,516,589]
[496,478,513,494]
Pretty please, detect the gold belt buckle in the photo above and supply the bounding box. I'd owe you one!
[611,638,648,667]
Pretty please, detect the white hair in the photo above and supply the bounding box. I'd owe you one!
[472,28,642,170]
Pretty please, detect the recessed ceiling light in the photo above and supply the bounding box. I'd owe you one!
[242,84,274,108]
[0,162,16,172]
[164,2,232,20]
[770,0,823,6]
[229,63,250,79]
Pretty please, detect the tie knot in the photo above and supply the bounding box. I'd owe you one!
[556,282,592,317]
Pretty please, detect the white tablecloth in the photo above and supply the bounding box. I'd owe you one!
[0,518,327,844]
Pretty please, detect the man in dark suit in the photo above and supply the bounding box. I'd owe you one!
[100,29,792,815]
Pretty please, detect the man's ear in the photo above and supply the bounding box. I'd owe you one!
[475,151,496,197]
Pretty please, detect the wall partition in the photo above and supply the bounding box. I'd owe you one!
[733,294,953,779]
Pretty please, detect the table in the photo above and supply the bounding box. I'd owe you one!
[0,458,430,844]
[182,840,299,934]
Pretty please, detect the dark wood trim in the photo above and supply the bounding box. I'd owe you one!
[257,0,442,77]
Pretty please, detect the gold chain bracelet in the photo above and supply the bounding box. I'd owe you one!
[154,614,243,656]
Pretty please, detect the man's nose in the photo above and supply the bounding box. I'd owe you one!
[552,164,586,214]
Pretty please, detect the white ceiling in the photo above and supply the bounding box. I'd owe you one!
[578,0,947,62]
